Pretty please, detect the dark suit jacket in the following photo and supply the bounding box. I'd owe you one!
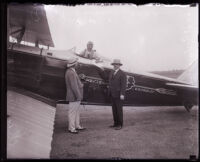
[65,68,83,102]
[109,69,127,98]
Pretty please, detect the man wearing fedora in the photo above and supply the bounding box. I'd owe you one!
[109,59,127,130]
[65,57,86,134]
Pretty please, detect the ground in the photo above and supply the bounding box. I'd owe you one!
[50,104,198,160]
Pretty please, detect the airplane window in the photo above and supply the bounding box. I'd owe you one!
[76,63,108,82]
[77,63,101,78]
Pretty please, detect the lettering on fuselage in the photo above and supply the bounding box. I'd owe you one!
[79,74,106,85]
[79,73,176,96]
[134,86,155,93]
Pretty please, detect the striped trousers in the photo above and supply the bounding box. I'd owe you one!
[68,101,81,131]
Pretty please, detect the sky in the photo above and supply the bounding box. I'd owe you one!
[44,4,198,72]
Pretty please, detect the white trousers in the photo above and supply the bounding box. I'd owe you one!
[68,101,81,131]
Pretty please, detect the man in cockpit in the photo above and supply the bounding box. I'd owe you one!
[79,41,101,62]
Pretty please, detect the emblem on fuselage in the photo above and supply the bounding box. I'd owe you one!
[126,75,135,91]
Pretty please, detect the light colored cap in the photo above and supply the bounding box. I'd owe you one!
[87,41,93,45]
[67,57,78,67]
[111,59,122,66]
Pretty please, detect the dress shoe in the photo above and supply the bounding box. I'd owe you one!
[68,130,78,134]
[115,126,122,130]
[76,127,86,131]
[109,125,117,128]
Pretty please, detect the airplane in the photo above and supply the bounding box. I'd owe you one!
[7,4,198,112]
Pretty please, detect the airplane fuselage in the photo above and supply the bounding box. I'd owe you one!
[7,44,198,110]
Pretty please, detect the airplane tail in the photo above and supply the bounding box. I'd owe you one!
[177,60,198,86]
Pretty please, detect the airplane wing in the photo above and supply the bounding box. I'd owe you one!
[8,4,54,47]
[166,83,198,89]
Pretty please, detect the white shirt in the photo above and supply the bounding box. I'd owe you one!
[80,49,98,59]
[114,69,120,75]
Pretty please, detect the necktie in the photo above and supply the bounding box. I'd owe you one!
[112,71,116,79]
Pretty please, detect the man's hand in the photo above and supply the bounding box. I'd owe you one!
[80,83,84,88]
[91,59,97,65]
[120,95,124,100]
[95,58,103,63]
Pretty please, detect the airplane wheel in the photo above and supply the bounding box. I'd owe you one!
[183,101,193,112]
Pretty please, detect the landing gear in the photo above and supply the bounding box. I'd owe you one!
[183,101,193,112]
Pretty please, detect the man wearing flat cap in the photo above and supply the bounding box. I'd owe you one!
[109,59,127,130]
[65,57,86,134]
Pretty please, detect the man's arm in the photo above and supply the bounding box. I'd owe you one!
[67,70,82,100]
[78,49,86,57]
[94,52,104,63]
[120,72,127,97]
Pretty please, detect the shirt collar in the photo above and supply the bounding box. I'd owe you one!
[70,67,76,72]
[115,69,120,73]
